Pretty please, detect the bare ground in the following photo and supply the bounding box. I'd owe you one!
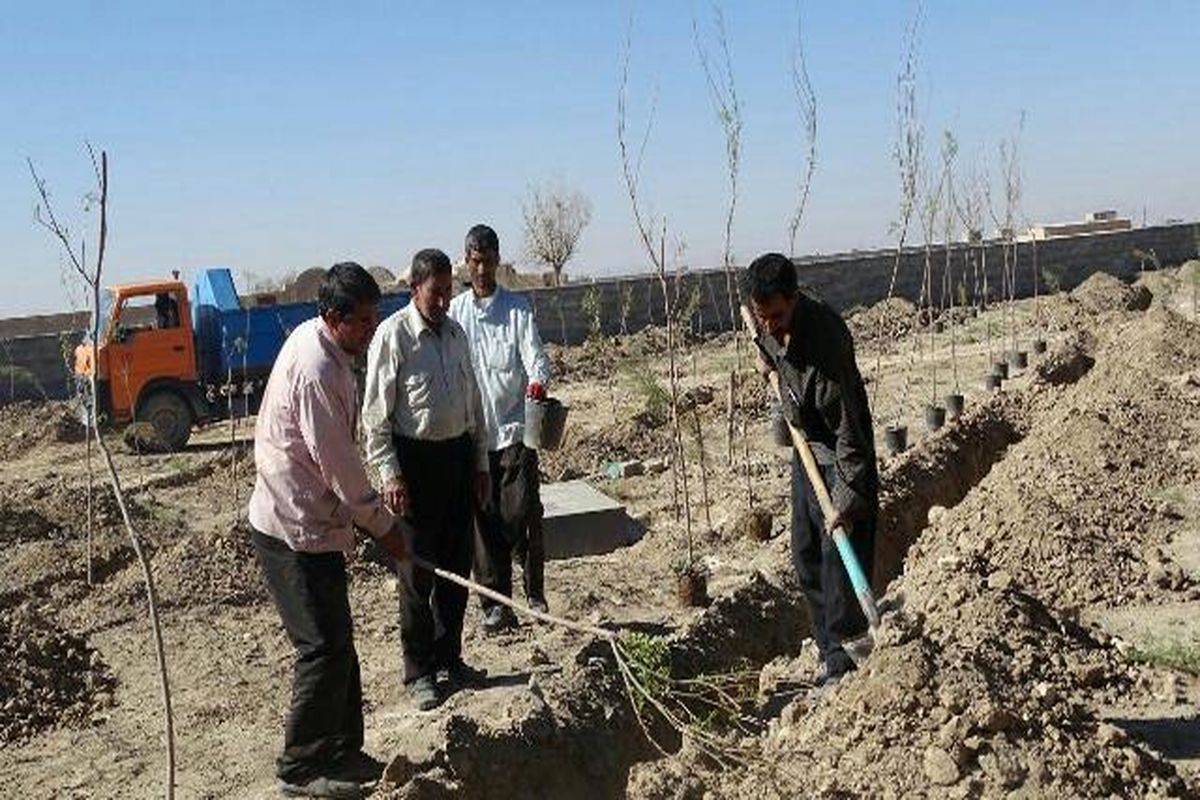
[0,267,1197,798]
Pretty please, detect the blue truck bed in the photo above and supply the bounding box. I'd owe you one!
[191,267,409,382]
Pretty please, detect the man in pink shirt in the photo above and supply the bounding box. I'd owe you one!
[249,263,407,799]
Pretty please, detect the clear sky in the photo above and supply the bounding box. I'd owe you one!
[2,1,1197,316]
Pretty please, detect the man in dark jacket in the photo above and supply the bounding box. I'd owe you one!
[742,252,879,687]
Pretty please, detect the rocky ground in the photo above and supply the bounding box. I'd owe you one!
[0,264,1198,798]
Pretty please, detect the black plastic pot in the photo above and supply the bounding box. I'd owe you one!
[933,320,944,334]
[1032,338,1047,355]
[945,393,965,420]
[984,374,1003,392]
[991,361,1009,379]
[925,404,947,432]
[676,569,709,608]
[884,424,908,456]
[1008,350,1028,370]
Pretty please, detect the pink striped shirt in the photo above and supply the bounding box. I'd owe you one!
[249,318,394,552]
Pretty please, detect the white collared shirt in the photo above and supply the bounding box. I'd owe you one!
[449,286,551,452]
[362,303,489,482]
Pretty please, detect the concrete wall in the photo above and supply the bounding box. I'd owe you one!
[526,222,1198,345]
[0,332,82,404]
[3,222,1196,404]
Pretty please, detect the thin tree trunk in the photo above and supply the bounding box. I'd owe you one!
[725,370,735,467]
[658,234,693,563]
[692,408,712,532]
[85,413,94,586]
[89,285,176,799]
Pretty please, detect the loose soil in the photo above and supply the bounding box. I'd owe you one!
[1,266,1198,798]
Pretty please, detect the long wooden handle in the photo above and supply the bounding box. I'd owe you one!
[408,554,616,642]
[738,304,837,520]
[738,304,880,631]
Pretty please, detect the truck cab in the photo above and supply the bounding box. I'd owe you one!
[74,267,411,452]
[75,279,204,450]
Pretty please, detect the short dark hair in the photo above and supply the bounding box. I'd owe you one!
[465,224,499,255]
[318,262,381,317]
[741,253,798,301]
[409,248,453,287]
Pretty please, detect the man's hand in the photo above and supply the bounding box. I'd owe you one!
[383,475,410,516]
[474,470,491,511]
[526,381,546,401]
[377,525,409,562]
[825,508,848,537]
[754,345,775,377]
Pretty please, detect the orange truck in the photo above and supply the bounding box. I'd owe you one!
[74,267,409,450]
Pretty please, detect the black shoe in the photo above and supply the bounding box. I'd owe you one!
[528,597,549,615]
[408,675,440,711]
[334,751,385,785]
[482,605,517,633]
[278,775,365,798]
[437,658,488,689]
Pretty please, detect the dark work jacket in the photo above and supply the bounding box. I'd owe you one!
[775,290,879,523]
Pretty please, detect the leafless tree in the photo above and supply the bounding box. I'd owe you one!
[873,1,924,420]
[618,15,694,564]
[987,113,1024,355]
[693,2,743,336]
[787,2,818,259]
[29,147,177,799]
[521,180,593,287]
[916,148,945,405]
[940,130,962,393]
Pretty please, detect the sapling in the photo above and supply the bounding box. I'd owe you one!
[787,3,817,261]
[29,147,176,799]
[619,12,696,583]
[873,2,923,425]
[693,2,744,353]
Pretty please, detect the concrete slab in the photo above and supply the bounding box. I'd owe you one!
[540,480,639,559]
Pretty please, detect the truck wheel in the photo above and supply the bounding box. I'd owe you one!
[139,391,193,452]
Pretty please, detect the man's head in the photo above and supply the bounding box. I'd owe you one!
[409,248,454,329]
[742,253,799,342]
[318,262,382,356]
[464,224,500,298]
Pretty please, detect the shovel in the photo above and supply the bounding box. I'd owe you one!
[739,305,881,633]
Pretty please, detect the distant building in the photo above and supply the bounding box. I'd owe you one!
[1029,210,1132,240]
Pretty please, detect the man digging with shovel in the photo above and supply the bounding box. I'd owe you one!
[742,253,880,691]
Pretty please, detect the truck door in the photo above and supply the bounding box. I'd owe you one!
[105,290,197,421]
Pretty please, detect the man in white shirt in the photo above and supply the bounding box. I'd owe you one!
[362,248,490,711]
[449,225,552,632]
[250,262,408,798]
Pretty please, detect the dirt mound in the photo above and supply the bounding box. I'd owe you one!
[0,401,86,461]
[686,572,1185,798]
[627,310,1200,797]
[541,417,670,479]
[1070,271,1153,315]
[0,499,62,547]
[0,605,115,742]
[377,642,652,799]
[150,522,267,608]
[6,474,147,535]
[847,297,919,345]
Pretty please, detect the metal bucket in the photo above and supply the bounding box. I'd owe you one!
[524,397,569,451]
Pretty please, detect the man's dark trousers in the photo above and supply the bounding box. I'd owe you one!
[790,456,877,678]
[474,442,545,610]
[252,529,363,783]
[394,434,475,683]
